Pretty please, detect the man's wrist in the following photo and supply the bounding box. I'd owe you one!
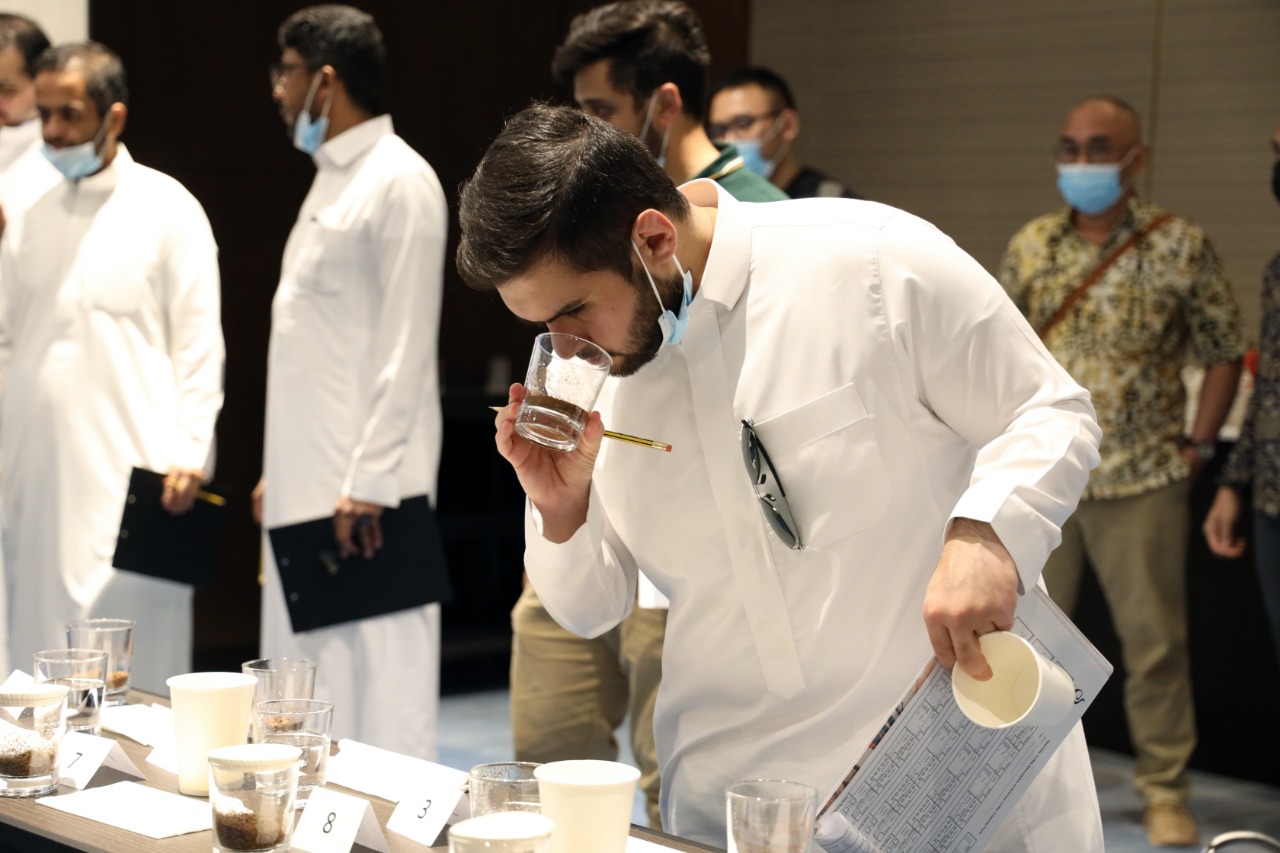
[1179,436,1217,461]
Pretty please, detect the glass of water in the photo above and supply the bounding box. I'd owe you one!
[469,761,542,815]
[253,699,332,805]
[32,648,107,736]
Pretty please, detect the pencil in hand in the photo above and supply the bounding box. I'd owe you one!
[488,406,672,452]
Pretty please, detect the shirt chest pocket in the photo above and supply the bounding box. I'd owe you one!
[291,226,368,295]
[84,256,156,318]
[750,382,891,550]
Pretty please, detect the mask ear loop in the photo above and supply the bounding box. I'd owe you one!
[632,240,666,310]
[301,69,334,124]
[639,91,674,166]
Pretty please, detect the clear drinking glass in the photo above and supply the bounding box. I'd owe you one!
[0,684,69,797]
[241,658,316,740]
[449,812,554,853]
[32,648,107,736]
[515,332,612,451]
[725,779,817,853]
[253,699,332,804]
[208,743,301,853]
[469,761,541,815]
[67,618,135,706]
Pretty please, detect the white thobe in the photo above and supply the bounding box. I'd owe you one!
[526,181,1106,850]
[0,145,224,692]
[0,118,59,675]
[260,115,446,760]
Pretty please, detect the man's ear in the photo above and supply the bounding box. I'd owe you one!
[651,82,683,130]
[105,102,128,140]
[779,107,800,143]
[631,208,678,266]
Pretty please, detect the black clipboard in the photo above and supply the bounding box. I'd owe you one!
[111,467,229,588]
[267,494,453,633]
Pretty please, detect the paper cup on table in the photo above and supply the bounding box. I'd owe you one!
[167,672,258,795]
[534,759,639,853]
[725,779,817,853]
[449,812,554,853]
[951,631,1076,729]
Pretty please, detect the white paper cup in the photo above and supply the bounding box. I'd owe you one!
[167,672,258,795]
[951,631,1075,729]
[534,759,639,853]
[449,811,554,853]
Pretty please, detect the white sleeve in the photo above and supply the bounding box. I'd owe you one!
[879,213,1102,593]
[341,167,446,507]
[163,195,225,473]
[523,485,637,638]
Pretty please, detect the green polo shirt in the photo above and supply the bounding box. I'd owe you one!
[695,143,789,201]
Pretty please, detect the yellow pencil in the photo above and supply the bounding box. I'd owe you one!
[489,407,672,452]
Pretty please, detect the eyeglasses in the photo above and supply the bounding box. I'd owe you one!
[740,420,803,551]
[269,61,315,88]
[1053,140,1127,164]
[707,109,783,142]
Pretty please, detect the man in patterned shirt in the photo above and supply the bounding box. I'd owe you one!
[999,95,1245,848]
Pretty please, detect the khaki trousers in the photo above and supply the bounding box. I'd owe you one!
[510,584,665,828]
[1043,478,1195,806]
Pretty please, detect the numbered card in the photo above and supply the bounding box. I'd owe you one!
[58,731,144,790]
[386,778,466,846]
[292,787,388,853]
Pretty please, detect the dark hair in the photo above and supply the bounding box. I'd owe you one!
[33,42,128,117]
[551,1,711,122]
[278,4,385,114]
[457,102,690,292]
[0,13,50,76]
[710,65,796,110]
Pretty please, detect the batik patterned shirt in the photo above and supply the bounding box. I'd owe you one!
[1220,252,1280,517]
[1000,198,1246,500]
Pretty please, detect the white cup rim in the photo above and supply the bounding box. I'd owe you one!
[533,759,641,786]
[167,671,258,691]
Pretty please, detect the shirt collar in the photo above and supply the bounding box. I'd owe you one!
[73,142,132,193]
[694,142,746,183]
[0,117,40,152]
[678,177,752,312]
[1056,196,1146,245]
[313,113,393,170]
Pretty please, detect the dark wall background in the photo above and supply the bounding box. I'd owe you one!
[86,0,750,667]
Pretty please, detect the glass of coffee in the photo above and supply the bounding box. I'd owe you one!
[515,332,611,452]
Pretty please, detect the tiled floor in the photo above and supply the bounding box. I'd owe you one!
[438,687,1280,852]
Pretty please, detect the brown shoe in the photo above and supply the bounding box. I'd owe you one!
[1144,803,1200,847]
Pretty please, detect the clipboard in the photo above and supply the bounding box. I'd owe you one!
[111,467,229,588]
[267,495,453,633]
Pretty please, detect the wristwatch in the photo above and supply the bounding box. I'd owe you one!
[1183,438,1217,461]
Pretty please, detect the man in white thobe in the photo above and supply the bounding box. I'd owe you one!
[0,13,54,675]
[256,6,446,759]
[457,104,1106,850]
[0,14,56,222]
[0,43,223,691]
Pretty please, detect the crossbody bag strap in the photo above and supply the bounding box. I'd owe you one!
[1036,212,1175,340]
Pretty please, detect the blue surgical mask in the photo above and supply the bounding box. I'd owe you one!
[735,138,778,180]
[293,72,333,155]
[42,118,110,181]
[1056,146,1138,215]
[638,92,673,169]
[633,241,693,346]
[733,114,786,180]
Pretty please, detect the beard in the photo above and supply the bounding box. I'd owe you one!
[608,263,684,377]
